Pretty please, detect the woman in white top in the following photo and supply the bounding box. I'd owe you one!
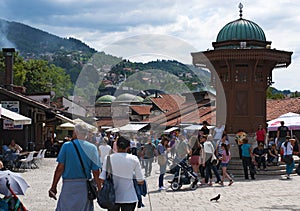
[99,137,112,166]
[100,136,144,211]
[212,124,225,148]
[281,137,295,179]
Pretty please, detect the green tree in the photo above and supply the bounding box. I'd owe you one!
[290,91,300,98]
[266,87,285,99]
[13,57,73,96]
[13,54,27,85]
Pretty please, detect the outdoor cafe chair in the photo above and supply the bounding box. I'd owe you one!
[19,151,35,170]
[32,149,43,168]
[40,149,47,163]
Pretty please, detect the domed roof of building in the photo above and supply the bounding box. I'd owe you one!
[143,94,155,104]
[96,95,116,103]
[115,93,144,103]
[216,18,266,42]
[216,3,266,43]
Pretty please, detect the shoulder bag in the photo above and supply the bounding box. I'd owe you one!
[283,144,293,165]
[157,145,167,166]
[72,141,98,201]
[97,155,116,209]
[209,143,218,166]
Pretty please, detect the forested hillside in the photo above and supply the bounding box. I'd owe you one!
[0,19,96,56]
[0,18,296,101]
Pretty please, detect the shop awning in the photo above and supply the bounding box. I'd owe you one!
[163,127,179,134]
[119,123,148,132]
[0,107,31,125]
[55,113,74,123]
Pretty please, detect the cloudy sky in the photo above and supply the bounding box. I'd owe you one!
[0,0,299,91]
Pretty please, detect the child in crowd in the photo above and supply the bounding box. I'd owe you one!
[220,143,234,186]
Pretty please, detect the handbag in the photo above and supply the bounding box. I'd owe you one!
[284,155,293,165]
[157,144,167,166]
[72,141,98,200]
[157,154,167,166]
[87,179,97,200]
[157,155,167,166]
[211,153,218,166]
[283,144,294,165]
[97,155,116,209]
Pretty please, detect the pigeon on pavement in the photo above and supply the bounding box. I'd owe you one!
[210,194,221,202]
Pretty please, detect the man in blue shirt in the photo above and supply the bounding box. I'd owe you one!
[49,123,101,211]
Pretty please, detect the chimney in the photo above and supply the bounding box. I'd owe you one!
[2,48,15,90]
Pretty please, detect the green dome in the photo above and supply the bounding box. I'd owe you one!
[96,95,116,103]
[143,94,155,104]
[115,93,144,103]
[216,18,266,42]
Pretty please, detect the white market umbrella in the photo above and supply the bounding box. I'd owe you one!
[267,112,300,131]
[56,122,75,130]
[73,118,98,133]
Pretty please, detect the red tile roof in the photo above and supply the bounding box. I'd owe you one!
[96,96,300,129]
[267,98,300,120]
[130,105,151,115]
[150,94,185,113]
[96,118,113,127]
[161,106,216,127]
[145,99,215,126]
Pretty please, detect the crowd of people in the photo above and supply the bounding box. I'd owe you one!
[47,120,300,211]
[88,120,235,189]
[48,121,231,210]
[237,121,300,180]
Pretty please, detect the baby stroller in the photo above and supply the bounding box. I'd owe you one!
[169,156,198,191]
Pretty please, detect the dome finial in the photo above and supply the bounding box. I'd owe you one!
[239,3,243,19]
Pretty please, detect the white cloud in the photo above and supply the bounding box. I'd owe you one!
[1,0,299,91]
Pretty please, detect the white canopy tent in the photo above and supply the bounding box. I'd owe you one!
[0,107,31,125]
[267,112,300,131]
[163,127,179,134]
[119,123,148,132]
[184,124,215,131]
[105,128,120,133]
[101,126,112,130]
